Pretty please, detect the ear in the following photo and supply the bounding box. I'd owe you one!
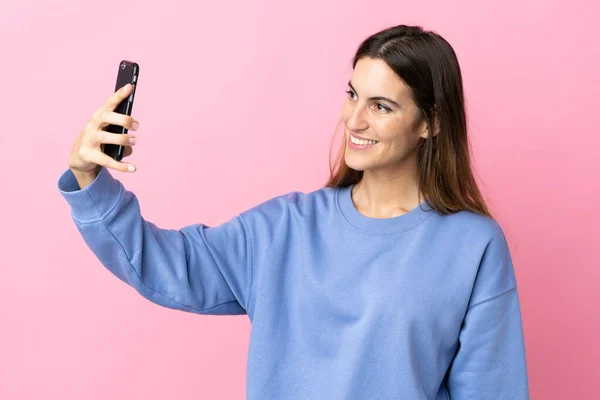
[418,109,440,139]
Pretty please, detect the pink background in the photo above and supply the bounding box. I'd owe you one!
[1,0,598,399]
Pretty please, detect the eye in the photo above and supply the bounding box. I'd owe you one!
[346,89,392,113]
[375,103,391,113]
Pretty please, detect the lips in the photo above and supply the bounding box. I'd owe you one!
[349,133,379,146]
[350,134,378,142]
[348,133,379,150]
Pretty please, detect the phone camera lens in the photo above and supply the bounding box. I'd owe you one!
[121,62,126,70]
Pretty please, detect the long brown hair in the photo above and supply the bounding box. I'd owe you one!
[326,24,492,218]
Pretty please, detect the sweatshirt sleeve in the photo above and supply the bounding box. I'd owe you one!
[445,223,530,399]
[57,167,252,315]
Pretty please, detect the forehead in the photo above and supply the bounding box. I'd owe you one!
[351,57,412,101]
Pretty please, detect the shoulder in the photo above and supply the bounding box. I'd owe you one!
[236,186,338,233]
[434,208,508,246]
[240,186,338,219]
[271,186,339,208]
[438,210,517,303]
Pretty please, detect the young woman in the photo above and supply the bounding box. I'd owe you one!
[59,24,529,399]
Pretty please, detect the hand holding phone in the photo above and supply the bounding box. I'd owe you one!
[67,61,140,189]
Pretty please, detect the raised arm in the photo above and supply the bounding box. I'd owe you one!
[59,83,252,315]
[58,167,252,315]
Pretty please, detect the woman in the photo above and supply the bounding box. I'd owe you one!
[58,24,529,399]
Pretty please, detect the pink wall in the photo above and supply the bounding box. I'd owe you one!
[1,0,598,399]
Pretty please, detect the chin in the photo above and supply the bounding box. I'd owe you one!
[344,151,374,172]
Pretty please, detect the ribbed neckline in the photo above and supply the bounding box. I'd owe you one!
[336,184,434,234]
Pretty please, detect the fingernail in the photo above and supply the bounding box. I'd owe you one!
[124,83,131,91]
[128,165,136,172]
[132,122,139,130]
[129,137,137,144]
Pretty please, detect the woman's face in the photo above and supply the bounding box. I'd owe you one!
[341,57,430,174]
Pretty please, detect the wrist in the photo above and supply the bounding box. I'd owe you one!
[70,166,100,189]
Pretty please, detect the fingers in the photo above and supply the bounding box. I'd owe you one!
[102,83,133,111]
[87,149,136,173]
[94,130,137,147]
[91,110,139,131]
[73,85,141,174]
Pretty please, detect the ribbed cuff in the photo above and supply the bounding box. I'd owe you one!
[57,166,122,223]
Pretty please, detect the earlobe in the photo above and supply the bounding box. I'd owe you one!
[423,113,440,139]
[418,109,439,139]
[420,123,437,139]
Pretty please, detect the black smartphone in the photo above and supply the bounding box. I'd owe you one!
[103,60,140,161]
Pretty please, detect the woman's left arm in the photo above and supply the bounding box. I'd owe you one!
[445,223,530,399]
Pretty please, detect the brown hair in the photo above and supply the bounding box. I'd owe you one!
[326,24,492,218]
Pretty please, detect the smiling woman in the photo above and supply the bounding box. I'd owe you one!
[58,23,529,400]
[327,25,488,220]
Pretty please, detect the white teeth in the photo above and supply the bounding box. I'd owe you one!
[350,135,378,146]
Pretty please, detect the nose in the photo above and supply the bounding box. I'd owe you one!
[346,102,369,132]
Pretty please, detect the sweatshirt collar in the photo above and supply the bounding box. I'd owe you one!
[336,184,435,234]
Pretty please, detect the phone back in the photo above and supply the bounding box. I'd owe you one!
[104,60,139,161]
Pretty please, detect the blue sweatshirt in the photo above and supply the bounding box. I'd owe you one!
[57,166,529,399]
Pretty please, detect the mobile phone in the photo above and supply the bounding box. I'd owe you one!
[103,60,140,162]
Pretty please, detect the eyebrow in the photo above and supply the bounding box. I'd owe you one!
[348,81,401,108]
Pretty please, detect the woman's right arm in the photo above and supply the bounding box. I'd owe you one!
[58,84,251,315]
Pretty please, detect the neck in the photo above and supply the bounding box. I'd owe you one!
[352,163,423,219]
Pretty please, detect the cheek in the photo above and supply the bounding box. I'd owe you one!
[373,119,405,142]
[375,121,421,156]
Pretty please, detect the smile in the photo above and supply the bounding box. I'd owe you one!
[348,134,379,150]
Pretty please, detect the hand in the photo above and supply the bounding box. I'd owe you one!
[68,83,139,179]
